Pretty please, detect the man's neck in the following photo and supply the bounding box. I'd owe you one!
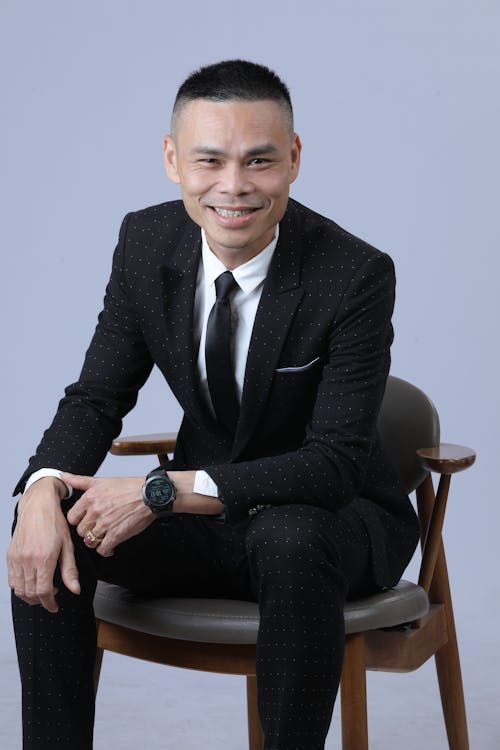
[202,228,278,270]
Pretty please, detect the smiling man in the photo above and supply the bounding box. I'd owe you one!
[8,60,419,750]
[164,96,300,266]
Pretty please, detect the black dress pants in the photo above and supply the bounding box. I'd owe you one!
[12,501,378,750]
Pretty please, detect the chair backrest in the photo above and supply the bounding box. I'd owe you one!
[377,375,440,493]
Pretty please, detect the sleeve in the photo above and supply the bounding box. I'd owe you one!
[205,252,396,522]
[13,213,154,495]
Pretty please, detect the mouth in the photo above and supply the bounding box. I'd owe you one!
[211,207,259,218]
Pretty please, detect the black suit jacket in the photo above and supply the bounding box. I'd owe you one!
[16,199,419,587]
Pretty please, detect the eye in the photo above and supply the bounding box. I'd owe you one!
[198,158,220,166]
[248,158,270,166]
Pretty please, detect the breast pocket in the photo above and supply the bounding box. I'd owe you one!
[275,356,321,374]
[272,356,322,410]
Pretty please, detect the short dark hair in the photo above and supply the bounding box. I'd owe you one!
[171,59,294,136]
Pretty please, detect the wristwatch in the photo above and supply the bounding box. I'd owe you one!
[141,467,176,518]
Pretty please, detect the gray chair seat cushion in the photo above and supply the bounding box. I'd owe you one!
[94,579,429,645]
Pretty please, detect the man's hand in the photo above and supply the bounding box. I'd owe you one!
[167,470,225,514]
[64,474,154,558]
[7,477,80,613]
[64,471,223,556]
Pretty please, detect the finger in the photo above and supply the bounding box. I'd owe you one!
[36,572,59,613]
[11,576,27,602]
[16,582,41,606]
[96,533,115,558]
[7,555,30,602]
[7,551,21,591]
[59,538,81,595]
[60,472,94,491]
[33,557,59,612]
[28,551,60,613]
[67,496,91,527]
[76,517,96,538]
[23,571,39,602]
[9,556,56,609]
[77,524,92,540]
[97,546,115,558]
[91,523,105,540]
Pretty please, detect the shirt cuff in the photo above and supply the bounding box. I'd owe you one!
[24,468,73,499]
[193,470,219,498]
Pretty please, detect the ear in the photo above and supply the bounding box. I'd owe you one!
[288,133,302,185]
[163,135,181,184]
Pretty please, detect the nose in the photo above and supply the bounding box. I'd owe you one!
[219,163,253,195]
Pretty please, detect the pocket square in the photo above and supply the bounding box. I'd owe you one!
[276,356,321,374]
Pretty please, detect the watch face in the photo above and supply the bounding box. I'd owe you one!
[145,476,174,509]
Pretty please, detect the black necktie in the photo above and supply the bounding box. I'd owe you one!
[205,271,240,434]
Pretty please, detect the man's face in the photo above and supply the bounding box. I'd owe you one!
[163,99,301,267]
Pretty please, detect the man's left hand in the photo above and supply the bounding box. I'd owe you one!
[63,471,225,557]
[64,474,154,557]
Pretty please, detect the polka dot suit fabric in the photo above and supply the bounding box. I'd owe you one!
[13,499,375,750]
[12,199,420,749]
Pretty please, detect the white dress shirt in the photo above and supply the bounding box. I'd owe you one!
[192,227,278,495]
[25,226,279,501]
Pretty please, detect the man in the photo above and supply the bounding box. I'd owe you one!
[8,60,420,750]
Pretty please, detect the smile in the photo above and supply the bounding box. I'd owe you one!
[212,207,257,218]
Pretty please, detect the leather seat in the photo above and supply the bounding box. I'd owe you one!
[94,578,429,644]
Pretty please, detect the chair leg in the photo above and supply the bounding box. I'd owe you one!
[435,638,469,750]
[432,552,469,750]
[341,633,368,750]
[94,622,104,695]
[246,674,264,750]
[417,477,469,750]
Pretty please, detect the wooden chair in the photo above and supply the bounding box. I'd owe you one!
[93,375,475,749]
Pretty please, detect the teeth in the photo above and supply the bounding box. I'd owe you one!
[213,208,255,218]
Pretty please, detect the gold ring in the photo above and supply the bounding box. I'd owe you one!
[83,529,103,549]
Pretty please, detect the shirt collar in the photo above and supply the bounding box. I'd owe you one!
[201,226,279,295]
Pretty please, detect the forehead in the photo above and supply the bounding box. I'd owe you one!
[173,99,291,148]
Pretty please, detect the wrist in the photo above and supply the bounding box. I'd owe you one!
[20,476,68,509]
[24,468,73,499]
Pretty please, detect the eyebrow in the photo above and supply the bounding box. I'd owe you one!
[189,143,279,158]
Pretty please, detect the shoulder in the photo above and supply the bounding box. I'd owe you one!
[284,198,395,282]
[110,200,200,279]
[283,201,396,330]
[114,200,200,269]
[120,199,195,238]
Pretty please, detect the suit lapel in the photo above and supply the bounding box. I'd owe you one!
[233,202,304,458]
[153,218,212,428]
[152,201,305,448]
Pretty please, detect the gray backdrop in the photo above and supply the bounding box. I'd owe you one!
[1,1,499,748]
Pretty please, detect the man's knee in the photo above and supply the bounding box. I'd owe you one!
[245,504,338,574]
[244,504,350,612]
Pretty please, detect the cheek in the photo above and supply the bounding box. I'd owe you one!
[258,172,292,199]
[179,170,214,196]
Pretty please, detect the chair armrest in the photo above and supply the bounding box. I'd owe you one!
[110,433,178,457]
[110,437,475,471]
[416,443,476,475]
[416,443,475,594]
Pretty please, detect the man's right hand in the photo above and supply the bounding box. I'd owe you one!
[7,477,80,613]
